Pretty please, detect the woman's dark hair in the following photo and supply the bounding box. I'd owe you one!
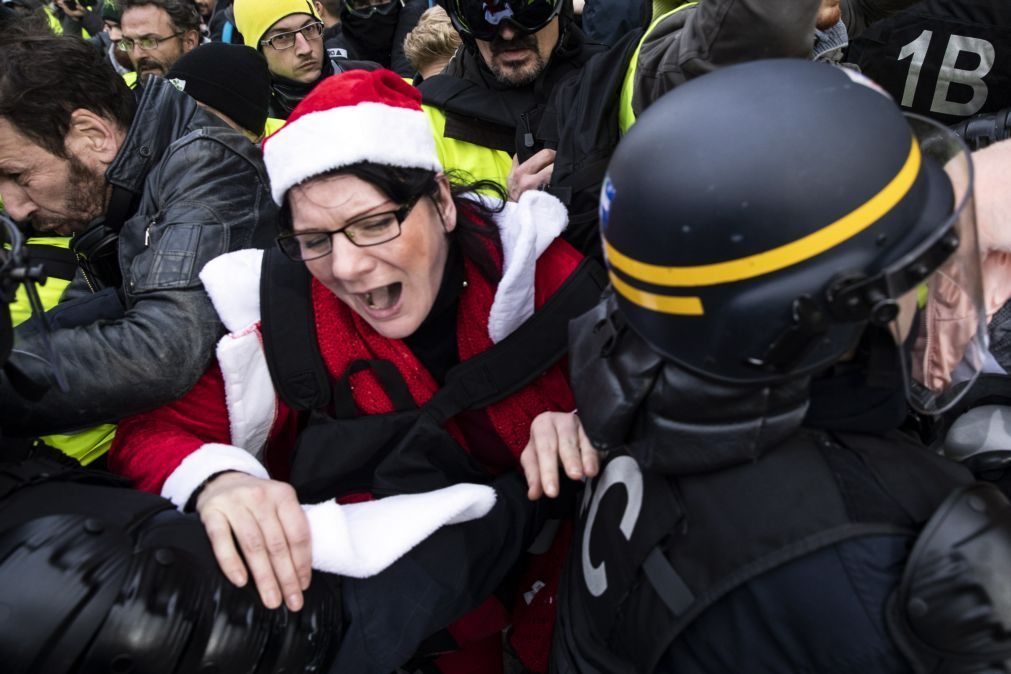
[281,164,508,284]
[0,17,136,158]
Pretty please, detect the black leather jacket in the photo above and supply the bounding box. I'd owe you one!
[0,78,278,435]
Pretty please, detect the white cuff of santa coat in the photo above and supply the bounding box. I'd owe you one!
[302,483,497,577]
[161,443,271,510]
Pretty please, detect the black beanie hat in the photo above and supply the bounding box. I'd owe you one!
[167,43,272,137]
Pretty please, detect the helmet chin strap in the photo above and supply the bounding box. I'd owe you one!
[569,291,812,474]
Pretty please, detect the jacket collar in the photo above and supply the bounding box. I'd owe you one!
[267,57,336,120]
[104,76,217,197]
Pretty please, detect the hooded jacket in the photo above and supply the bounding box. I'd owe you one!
[0,77,277,435]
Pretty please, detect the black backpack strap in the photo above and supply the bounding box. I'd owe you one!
[330,358,417,418]
[260,246,332,411]
[424,257,608,423]
[25,244,78,282]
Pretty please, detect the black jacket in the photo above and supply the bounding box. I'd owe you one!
[553,348,971,673]
[0,77,278,434]
[418,17,606,165]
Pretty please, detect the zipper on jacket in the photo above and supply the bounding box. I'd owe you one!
[520,112,535,150]
[73,252,98,294]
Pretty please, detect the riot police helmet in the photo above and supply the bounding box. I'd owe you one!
[597,58,984,414]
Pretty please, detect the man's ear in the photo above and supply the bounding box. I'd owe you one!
[64,108,123,166]
[182,29,200,51]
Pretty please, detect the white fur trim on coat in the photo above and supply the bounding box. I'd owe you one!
[487,190,569,343]
[302,483,496,577]
[201,249,276,455]
[161,443,270,510]
[217,327,276,456]
[200,249,264,334]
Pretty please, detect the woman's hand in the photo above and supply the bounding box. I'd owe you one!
[196,472,312,611]
[520,411,599,500]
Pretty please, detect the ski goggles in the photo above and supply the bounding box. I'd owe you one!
[344,0,402,19]
[446,0,562,40]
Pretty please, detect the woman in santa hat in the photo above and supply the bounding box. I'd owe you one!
[108,67,599,674]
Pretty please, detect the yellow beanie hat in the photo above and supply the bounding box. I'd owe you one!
[234,0,321,49]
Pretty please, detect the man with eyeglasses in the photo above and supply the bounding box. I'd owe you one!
[119,0,200,86]
[234,0,376,122]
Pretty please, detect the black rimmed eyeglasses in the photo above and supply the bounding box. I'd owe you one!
[276,194,424,262]
[260,21,325,50]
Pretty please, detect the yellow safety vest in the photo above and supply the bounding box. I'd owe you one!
[9,236,117,466]
[422,104,514,189]
[619,2,698,135]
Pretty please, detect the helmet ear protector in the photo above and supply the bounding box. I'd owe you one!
[443,0,562,40]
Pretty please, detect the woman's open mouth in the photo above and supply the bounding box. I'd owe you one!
[361,282,402,312]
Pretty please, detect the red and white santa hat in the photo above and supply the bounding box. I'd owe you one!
[262,68,443,205]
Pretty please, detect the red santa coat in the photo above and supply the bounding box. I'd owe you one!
[108,191,582,673]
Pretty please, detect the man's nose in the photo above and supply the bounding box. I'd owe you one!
[498,23,519,40]
[293,31,313,55]
[0,183,36,223]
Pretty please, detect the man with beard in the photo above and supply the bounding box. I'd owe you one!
[417,0,604,231]
[0,20,276,437]
[234,0,375,124]
[119,0,200,86]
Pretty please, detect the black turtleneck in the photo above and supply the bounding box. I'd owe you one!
[402,241,516,475]
[402,241,464,385]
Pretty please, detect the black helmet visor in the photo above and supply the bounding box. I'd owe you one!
[887,115,985,414]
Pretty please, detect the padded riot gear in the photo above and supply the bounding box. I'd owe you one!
[888,482,1011,673]
[0,455,342,674]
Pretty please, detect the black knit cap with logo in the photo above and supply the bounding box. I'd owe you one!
[166,42,272,137]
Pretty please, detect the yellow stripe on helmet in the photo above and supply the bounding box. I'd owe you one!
[605,137,922,289]
[610,272,704,316]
